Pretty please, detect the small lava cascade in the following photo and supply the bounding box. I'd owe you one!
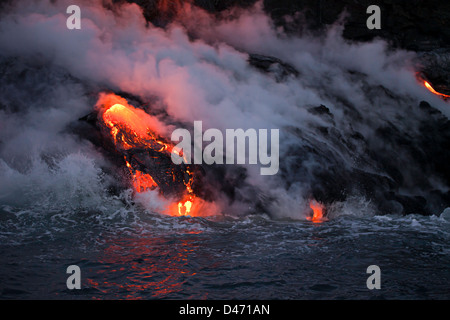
[94,92,200,216]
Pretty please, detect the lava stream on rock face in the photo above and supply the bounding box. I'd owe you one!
[423,80,450,99]
[95,92,202,217]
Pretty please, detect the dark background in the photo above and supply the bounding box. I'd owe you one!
[125,0,450,51]
[113,0,450,93]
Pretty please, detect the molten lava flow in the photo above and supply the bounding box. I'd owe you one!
[178,200,192,215]
[96,92,199,216]
[102,102,168,151]
[125,160,157,192]
[424,81,450,98]
[307,200,326,223]
[177,198,193,216]
[169,169,197,216]
[175,168,196,216]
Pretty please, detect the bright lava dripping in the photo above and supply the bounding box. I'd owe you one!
[97,93,197,216]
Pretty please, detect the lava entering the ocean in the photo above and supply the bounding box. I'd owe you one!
[95,92,199,217]
[307,200,327,223]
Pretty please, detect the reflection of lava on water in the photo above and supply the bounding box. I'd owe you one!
[94,92,200,217]
[86,231,205,299]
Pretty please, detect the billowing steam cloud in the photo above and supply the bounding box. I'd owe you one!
[0,0,448,219]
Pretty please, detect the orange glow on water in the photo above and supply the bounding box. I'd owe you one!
[87,235,204,299]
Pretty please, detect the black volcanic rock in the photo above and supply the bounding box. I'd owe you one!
[248,53,299,81]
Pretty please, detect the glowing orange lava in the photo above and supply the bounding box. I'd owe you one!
[306,200,327,223]
[125,160,157,192]
[424,81,450,98]
[175,198,194,216]
[101,101,168,152]
[96,93,199,216]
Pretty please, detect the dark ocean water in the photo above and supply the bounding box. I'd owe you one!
[1,203,449,300]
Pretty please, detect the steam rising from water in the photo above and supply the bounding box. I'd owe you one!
[0,0,448,219]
